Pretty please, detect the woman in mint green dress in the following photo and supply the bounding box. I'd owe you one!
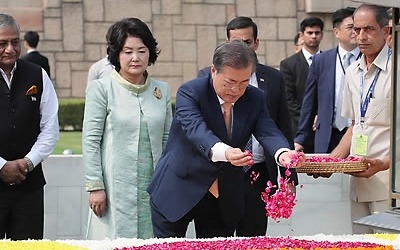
[83,18,172,240]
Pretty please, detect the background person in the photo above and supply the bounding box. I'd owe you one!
[280,16,324,153]
[87,56,113,82]
[293,32,303,53]
[0,14,59,240]
[87,27,114,83]
[20,31,51,77]
[83,17,172,239]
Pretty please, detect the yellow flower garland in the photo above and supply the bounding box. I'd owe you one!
[366,234,399,242]
[0,240,88,250]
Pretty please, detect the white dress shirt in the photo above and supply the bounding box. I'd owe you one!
[0,63,59,170]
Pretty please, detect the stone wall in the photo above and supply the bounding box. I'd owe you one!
[0,0,359,98]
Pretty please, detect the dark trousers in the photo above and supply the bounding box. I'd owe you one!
[151,192,235,238]
[236,162,268,236]
[303,131,315,153]
[328,127,348,152]
[0,187,44,240]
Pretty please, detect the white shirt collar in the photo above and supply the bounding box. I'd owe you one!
[302,47,321,65]
[358,44,391,72]
[337,45,360,61]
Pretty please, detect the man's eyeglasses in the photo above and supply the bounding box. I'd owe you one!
[222,79,249,90]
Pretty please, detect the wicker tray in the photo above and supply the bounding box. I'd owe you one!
[296,161,368,174]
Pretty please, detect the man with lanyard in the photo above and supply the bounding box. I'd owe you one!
[331,4,391,234]
[295,7,361,155]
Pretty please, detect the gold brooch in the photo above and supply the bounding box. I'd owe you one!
[153,87,162,99]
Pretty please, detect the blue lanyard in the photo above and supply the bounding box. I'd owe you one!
[359,48,391,123]
[359,68,381,122]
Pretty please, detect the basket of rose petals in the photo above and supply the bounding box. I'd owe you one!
[296,155,367,174]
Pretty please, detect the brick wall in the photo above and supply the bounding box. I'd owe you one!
[0,0,360,97]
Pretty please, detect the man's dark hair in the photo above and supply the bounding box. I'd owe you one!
[332,7,356,28]
[213,39,257,73]
[300,17,324,32]
[226,16,258,40]
[24,31,40,48]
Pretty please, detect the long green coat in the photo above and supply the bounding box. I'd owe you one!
[83,70,172,239]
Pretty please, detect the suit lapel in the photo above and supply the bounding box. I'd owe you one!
[255,65,270,109]
[297,52,309,72]
[255,64,268,90]
[327,49,337,107]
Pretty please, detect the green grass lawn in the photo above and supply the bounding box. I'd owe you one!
[53,131,82,155]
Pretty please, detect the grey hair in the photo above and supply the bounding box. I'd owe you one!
[354,4,389,28]
[0,13,20,32]
[212,39,257,73]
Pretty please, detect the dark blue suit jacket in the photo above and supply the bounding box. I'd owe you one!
[295,48,337,153]
[147,75,290,226]
[198,64,298,189]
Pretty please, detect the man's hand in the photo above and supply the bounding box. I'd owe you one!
[279,150,305,168]
[307,172,332,179]
[225,147,254,168]
[312,115,318,131]
[16,158,29,174]
[294,143,304,152]
[287,182,296,196]
[0,159,28,185]
[350,157,389,178]
[89,190,107,217]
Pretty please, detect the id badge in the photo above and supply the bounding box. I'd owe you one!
[354,134,368,156]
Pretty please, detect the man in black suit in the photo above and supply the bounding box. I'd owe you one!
[198,16,298,237]
[20,31,50,77]
[280,17,324,153]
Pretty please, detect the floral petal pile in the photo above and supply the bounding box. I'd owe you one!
[116,236,392,250]
[261,152,303,221]
[305,155,362,163]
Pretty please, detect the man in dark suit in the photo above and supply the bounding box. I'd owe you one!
[20,31,50,77]
[280,17,324,153]
[148,40,303,238]
[198,16,298,237]
[295,7,359,154]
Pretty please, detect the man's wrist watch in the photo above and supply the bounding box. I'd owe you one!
[24,157,34,172]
